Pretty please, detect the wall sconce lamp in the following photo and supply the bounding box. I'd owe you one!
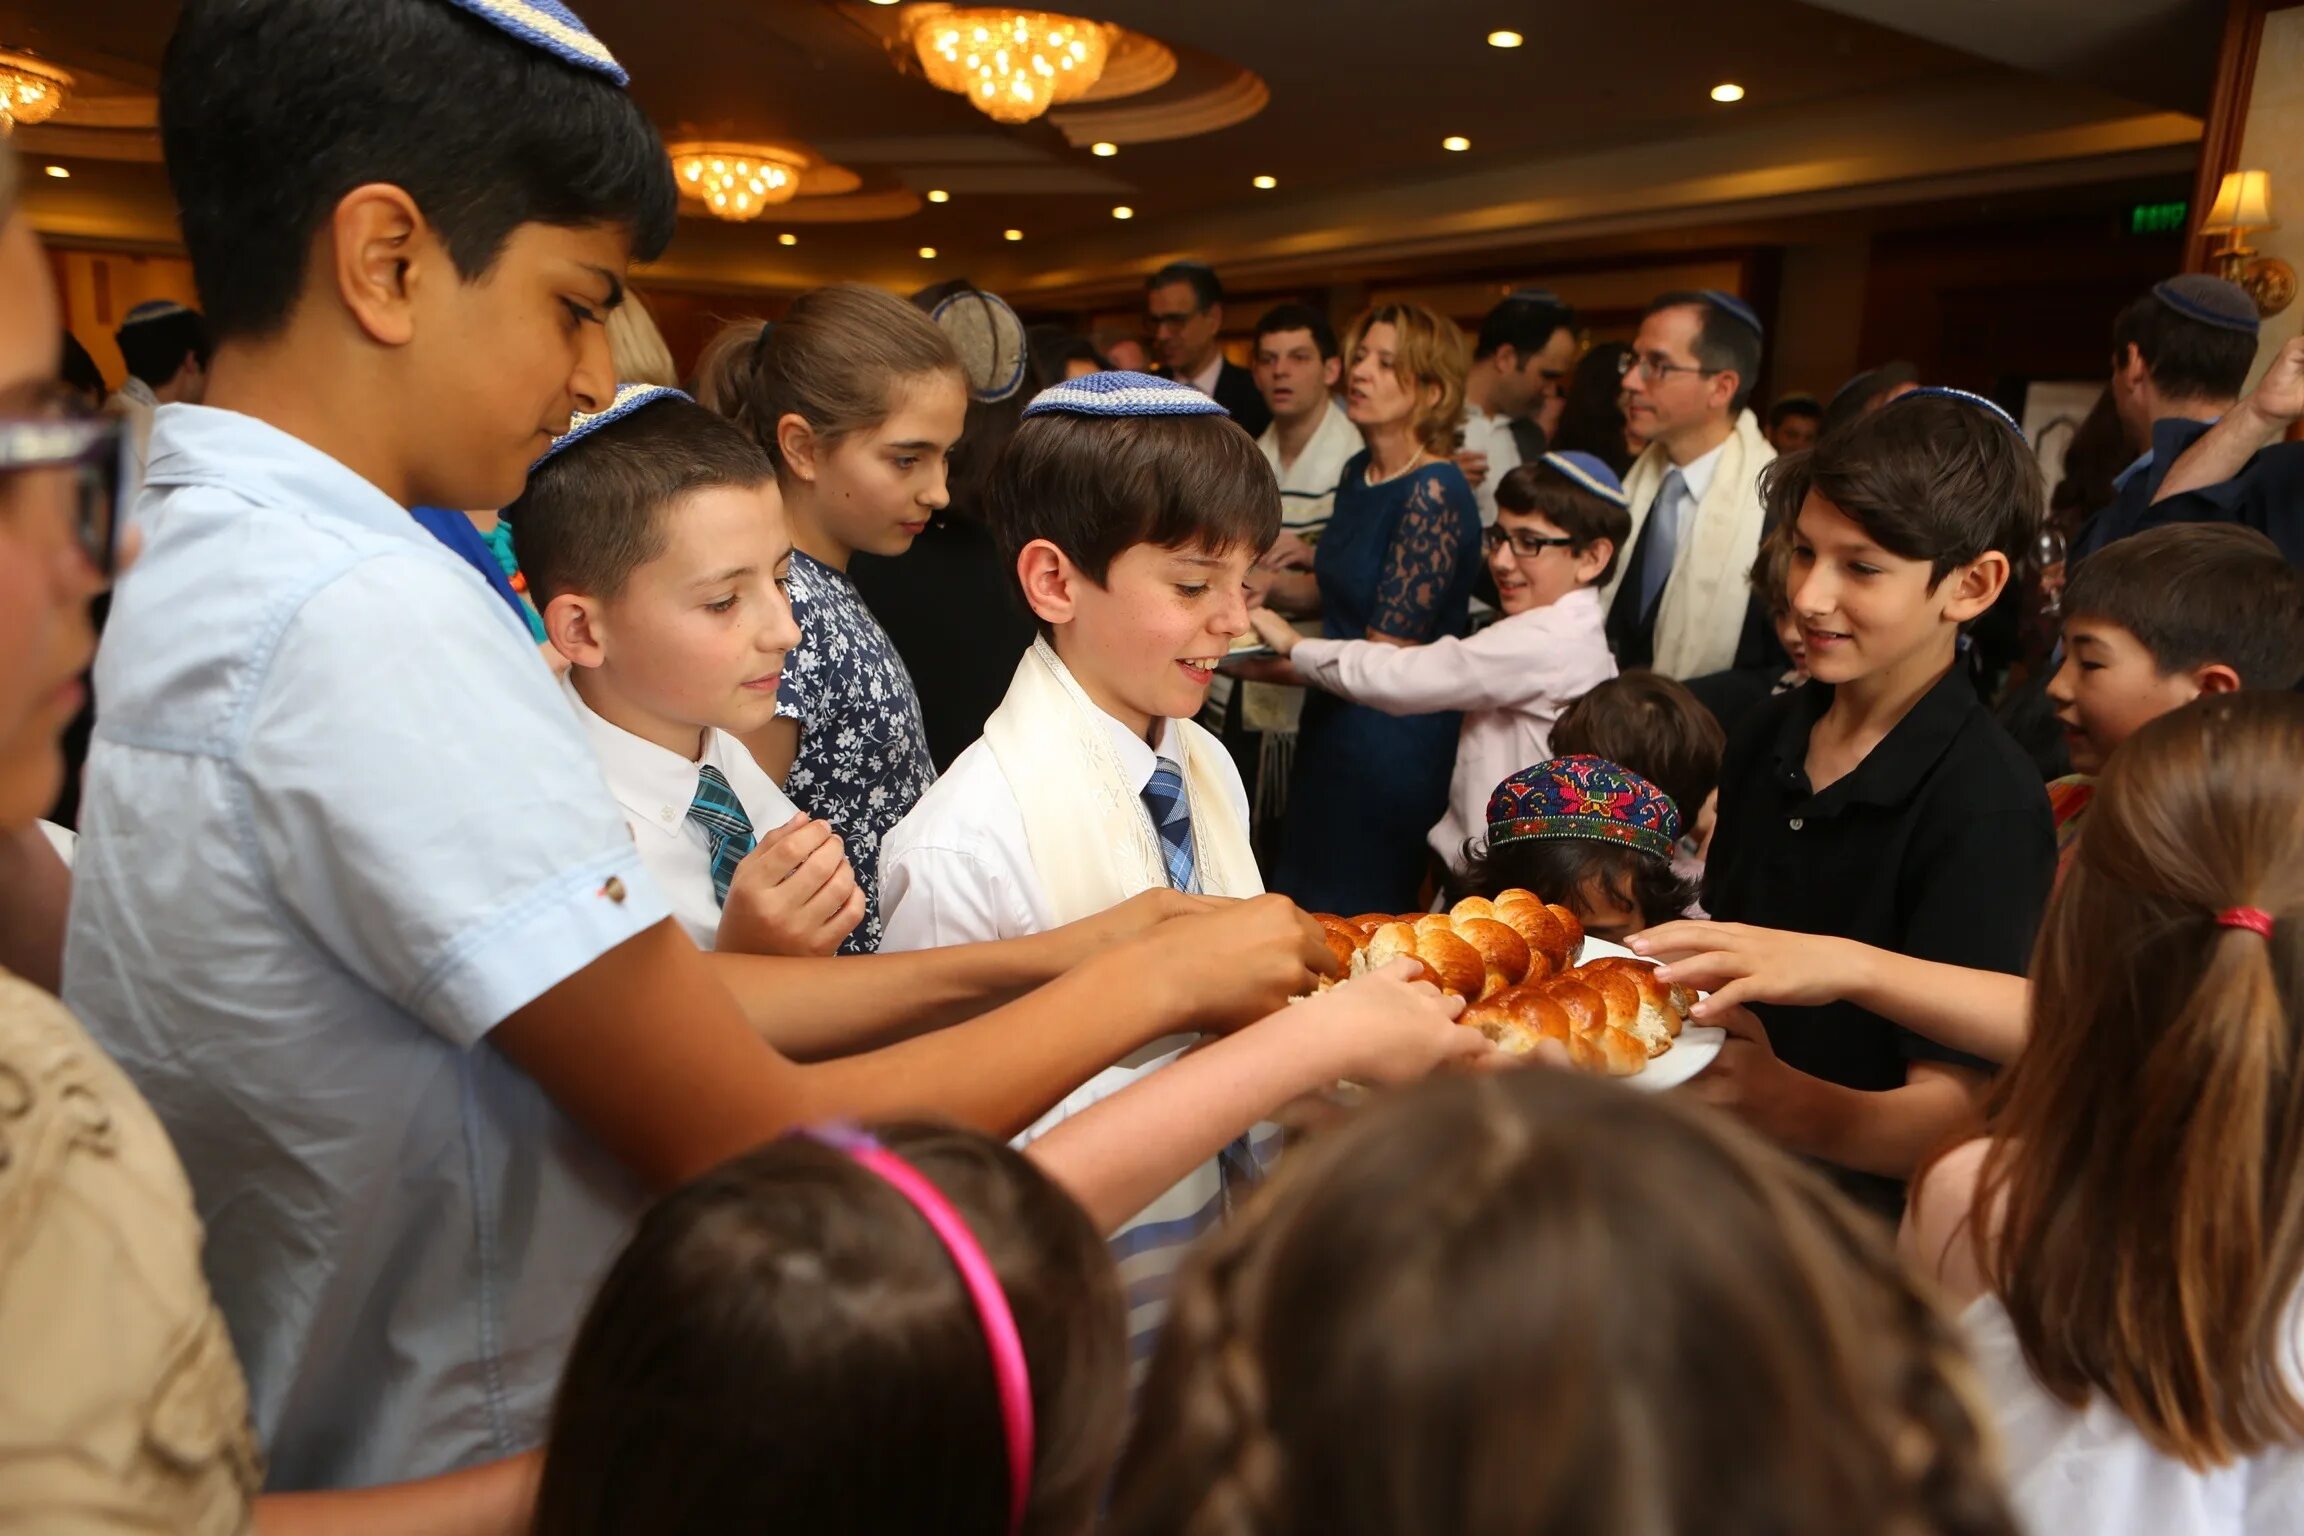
[2201,169,2296,317]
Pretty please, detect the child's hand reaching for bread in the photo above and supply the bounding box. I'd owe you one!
[1628,921,1869,1018]
[714,813,866,957]
[1248,606,1305,657]
[1292,957,1500,1084]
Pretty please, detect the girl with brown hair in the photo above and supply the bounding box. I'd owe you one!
[1110,1069,2018,1536]
[533,1121,1128,1536]
[1905,690,2304,1535]
[1265,302,1483,914]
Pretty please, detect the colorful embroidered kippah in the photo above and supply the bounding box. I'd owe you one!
[1022,369,1230,420]
[1485,755,1681,861]
[534,382,689,468]
[930,288,1030,404]
[2151,274,2260,336]
[1888,385,2028,444]
[1700,289,1764,340]
[437,0,627,84]
[1539,451,1629,507]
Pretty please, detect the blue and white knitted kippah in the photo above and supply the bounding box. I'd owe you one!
[119,299,194,329]
[1021,369,1230,419]
[2151,274,2260,336]
[535,382,689,467]
[1540,450,1630,507]
[1700,289,1764,340]
[1890,386,2028,444]
[437,0,627,84]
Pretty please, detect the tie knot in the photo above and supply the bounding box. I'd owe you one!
[1146,757,1186,797]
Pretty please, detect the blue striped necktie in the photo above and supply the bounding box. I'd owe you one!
[1142,755,1262,1201]
[687,764,756,907]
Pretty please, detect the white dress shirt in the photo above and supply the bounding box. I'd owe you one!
[65,405,670,1490]
[1292,585,1616,867]
[105,376,160,480]
[1183,350,1225,398]
[562,673,799,951]
[1966,1293,2304,1536]
[1459,400,1525,529]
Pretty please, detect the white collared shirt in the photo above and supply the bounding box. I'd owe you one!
[562,672,799,951]
[1668,431,1730,510]
[1292,585,1617,866]
[1459,400,1525,529]
[65,405,670,1490]
[1185,351,1225,398]
[1257,397,1363,538]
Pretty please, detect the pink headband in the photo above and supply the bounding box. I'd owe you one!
[805,1126,1035,1536]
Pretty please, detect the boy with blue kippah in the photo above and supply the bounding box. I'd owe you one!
[64,2,1346,1489]
[1249,451,1628,870]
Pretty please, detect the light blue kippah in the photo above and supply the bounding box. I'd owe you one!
[437,0,627,85]
[1890,385,2028,444]
[1022,369,1230,420]
[2151,274,2260,336]
[1539,450,1630,507]
[535,382,689,467]
[1700,289,1764,340]
[119,299,194,328]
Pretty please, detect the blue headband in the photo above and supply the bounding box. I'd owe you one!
[437,0,627,84]
[1022,369,1230,420]
[1540,451,1629,506]
[1889,386,2028,444]
[534,383,690,468]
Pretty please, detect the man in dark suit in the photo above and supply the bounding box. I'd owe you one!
[1145,260,1270,438]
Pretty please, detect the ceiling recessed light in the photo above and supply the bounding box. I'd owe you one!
[1252,174,1276,190]
[1711,82,1745,102]
[926,188,950,203]
[1091,141,1118,157]
[42,164,67,179]
[868,0,900,5]
[1442,135,1471,152]
[777,232,797,246]
[1487,29,1524,47]
[1111,205,1134,220]
[1003,227,1023,241]
[919,245,938,259]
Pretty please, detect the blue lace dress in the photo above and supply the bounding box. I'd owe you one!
[776,551,939,953]
[1274,451,1482,913]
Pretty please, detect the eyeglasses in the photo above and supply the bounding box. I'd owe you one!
[1483,525,1577,557]
[1617,350,1716,385]
[1146,308,1204,333]
[0,397,127,577]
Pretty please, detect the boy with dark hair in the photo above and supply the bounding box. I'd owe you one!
[1552,668,1729,860]
[1766,393,1822,454]
[2046,521,2304,856]
[66,1,1336,1489]
[1249,452,1627,873]
[2070,274,2259,563]
[1460,289,1580,523]
[106,299,210,470]
[1694,387,2053,1217]
[1245,299,1354,611]
[880,371,1491,1362]
[1454,756,1699,942]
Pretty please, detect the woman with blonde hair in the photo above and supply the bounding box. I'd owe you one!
[1905,689,2304,1535]
[1111,1068,2019,1536]
[1263,301,1480,912]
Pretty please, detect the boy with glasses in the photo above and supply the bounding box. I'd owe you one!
[1249,452,1626,872]
[1605,290,1778,680]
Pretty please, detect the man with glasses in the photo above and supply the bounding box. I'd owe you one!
[1601,289,1779,680]
[1458,290,1579,528]
[1144,260,1269,437]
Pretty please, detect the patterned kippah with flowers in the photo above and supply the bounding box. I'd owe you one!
[532,382,689,469]
[1022,369,1231,420]
[436,0,628,84]
[1485,755,1682,861]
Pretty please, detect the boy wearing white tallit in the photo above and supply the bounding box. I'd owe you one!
[879,370,1279,1362]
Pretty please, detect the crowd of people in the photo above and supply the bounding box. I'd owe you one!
[7,0,2304,1532]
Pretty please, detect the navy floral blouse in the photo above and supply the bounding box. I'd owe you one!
[776,551,939,954]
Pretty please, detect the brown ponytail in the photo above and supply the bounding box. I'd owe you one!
[1111,1071,2016,1536]
[1977,689,2304,1469]
[694,283,962,478]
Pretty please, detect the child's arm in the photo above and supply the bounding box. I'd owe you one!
[702,887,1221,1059]
[254,1454,538,1536]
[1898,1137,1995,1310]
[1027,960,1495,1232]
[1247,607,1529,716]
[1629,921,2029,1064]
[1687,1006,1986,1178]
[491,896,1336,1192]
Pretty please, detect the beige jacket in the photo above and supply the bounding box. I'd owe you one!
[0,970,260,1532]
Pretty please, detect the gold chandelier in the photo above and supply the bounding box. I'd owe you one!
[665,142,807,222]
[906,7,1112,125]
[0,51,72,134]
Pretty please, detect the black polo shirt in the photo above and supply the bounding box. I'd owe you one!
[1703,661,2053,1205]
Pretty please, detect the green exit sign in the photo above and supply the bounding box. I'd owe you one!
[2129,200,2189,235]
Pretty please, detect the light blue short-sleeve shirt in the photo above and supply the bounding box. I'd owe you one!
[63,405,674,1491]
